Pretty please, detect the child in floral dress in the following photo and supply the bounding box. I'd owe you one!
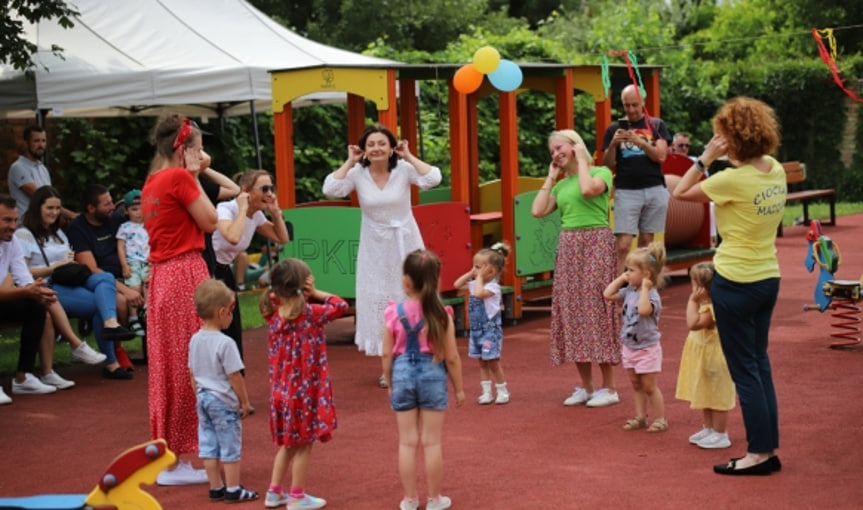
[260,258,348,510]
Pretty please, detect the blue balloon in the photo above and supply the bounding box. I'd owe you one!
[488,59,523,92]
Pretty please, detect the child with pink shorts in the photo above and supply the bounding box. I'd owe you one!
[603,242,668,433]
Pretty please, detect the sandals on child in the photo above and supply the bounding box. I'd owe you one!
[647,418,669,433]
[622,417,648,431]
[378,375,389,389]
[225,486,259,503]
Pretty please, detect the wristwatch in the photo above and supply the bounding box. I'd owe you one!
[695,158,709,176]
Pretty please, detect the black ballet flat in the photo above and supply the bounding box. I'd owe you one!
[731,455,782,472]
[713,458,773,476]
[769,456,782,472]
[103,367,133,380]
[102,326,136,342]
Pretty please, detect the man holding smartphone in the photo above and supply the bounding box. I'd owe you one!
[601,84,672,270]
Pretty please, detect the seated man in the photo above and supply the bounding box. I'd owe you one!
[0,194,65,404]
[66,184,144,368]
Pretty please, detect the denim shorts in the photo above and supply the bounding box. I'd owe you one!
[613,185,670,235]
[197,390,242,462]
[468,330,502,360]
[390,353,449,411]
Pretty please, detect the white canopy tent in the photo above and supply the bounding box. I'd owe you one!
[0,0,397,119]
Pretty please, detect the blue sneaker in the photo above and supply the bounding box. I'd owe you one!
[265,490,289,508]
[287,494,326,509]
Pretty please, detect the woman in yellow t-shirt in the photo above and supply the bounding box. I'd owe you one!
[672,97,785,476]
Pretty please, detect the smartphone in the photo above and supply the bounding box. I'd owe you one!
[618,118,630,130]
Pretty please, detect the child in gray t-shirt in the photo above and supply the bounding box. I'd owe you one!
[188,279,257,503]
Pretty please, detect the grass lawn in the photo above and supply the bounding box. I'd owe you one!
[2,200,859,376]
[782,201,863,226]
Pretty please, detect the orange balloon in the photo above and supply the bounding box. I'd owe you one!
[453,64,484,94]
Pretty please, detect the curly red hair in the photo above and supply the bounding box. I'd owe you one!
[713,97,781,161]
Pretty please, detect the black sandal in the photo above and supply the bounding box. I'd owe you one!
[209,485,226,501]
[225,486,259,503]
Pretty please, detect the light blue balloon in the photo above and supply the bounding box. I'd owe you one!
[488,59,523,92]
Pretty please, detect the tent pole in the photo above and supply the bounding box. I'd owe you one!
[250,100,263,169]
[416,88,425,160]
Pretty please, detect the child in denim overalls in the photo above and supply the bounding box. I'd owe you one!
[454,241,511,405]
[382,249,465,510]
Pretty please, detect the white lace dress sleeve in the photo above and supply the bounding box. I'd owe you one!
[322,164,360,198]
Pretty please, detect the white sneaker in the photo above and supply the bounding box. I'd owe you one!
[156,461,208,486]
[0,387,11,405]
[12,373,58,395]
[426,495,452,510]
[495,391,510,404]
[39,370,75,390]
[287,494,327,509]
[697,431,732,449]
[563,387,592,406]
[688,426,713,444]
[72,343,107,365]
[399,497,420,510]
[477,392,494,405]
[586,388,620,408]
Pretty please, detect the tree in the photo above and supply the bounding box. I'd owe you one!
[1,0,78,71]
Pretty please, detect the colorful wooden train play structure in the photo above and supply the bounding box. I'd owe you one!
[269,61,714,323]
[802,220,862,349]
[0,439,174,510]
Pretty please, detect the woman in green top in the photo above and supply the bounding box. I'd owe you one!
[532,129,620,409]
[673,97,784,476]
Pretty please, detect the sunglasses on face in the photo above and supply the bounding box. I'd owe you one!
[253,185,276,193]
[676,143,691,148]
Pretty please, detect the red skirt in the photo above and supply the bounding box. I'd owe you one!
[147,251,208,454]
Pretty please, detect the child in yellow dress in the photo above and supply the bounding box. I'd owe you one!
[675,262,735,449]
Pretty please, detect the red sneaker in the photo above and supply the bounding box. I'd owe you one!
[115,344,135,371]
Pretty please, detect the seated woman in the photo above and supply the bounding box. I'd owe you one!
[16,186,136,380]
[212,169,290,359]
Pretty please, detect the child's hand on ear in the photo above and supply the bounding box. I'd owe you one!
[480,263,496,281]
[691,286,707,304]
[641,277,654,291]
[302,275,316,298]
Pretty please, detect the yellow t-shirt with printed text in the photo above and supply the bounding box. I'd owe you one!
[700,156,786,282]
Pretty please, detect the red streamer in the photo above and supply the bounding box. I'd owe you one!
[605,50,656,137]
[812,28,863,103]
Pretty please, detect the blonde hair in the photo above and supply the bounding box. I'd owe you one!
[689,262,714,295]
[194,279,235,320]
[626,242,668,289]
[402,249,448,359]
[548,129,592,164]
[476,240,511,279]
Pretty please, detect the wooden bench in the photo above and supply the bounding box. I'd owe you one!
[780,161,836,237]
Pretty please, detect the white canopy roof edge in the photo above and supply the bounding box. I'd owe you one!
[0,0,397,118]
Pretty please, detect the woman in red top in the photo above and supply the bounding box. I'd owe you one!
[142,115,218,486]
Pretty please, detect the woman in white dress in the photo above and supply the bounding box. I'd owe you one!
[323,124,441,386]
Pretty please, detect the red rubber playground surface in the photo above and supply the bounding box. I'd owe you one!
[1,217,863,509]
